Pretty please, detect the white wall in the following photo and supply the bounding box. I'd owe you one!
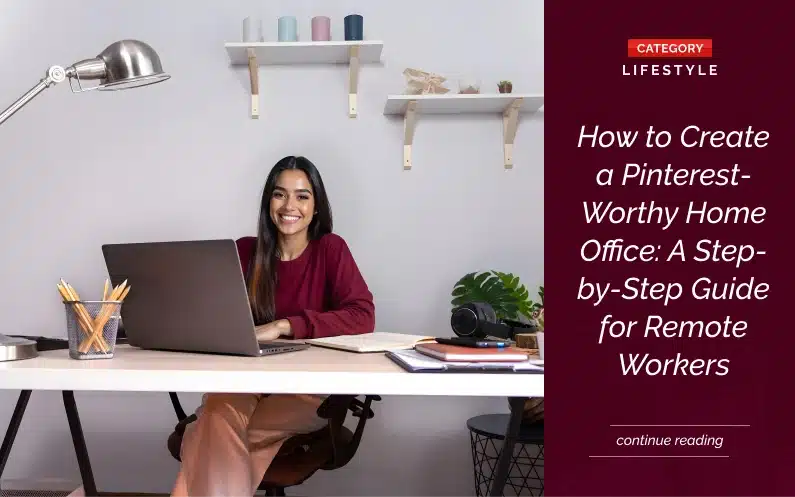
[0,0,544,495]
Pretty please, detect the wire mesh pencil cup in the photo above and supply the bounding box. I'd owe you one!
[64,300,122,360]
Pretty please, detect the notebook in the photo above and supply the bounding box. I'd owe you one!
[415,342,531,362]
[305,332,436,353]
[387,349,544,373]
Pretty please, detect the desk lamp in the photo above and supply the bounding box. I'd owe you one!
[0,39,170,125]
[0,39,169,361]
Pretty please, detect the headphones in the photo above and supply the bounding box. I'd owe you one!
[450,301,537,340]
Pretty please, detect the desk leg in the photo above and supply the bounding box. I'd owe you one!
[63,391,98,496]
[488,396,527,497]
[0,390,32,488]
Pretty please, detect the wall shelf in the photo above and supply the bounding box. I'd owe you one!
[225,41,384,118]
[383,93,544,170]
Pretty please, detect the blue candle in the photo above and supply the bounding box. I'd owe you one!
[278,16,298,42]
[344,14,363,41]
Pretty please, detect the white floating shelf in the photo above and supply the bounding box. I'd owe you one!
[225,41,384,119]
[225,41,383,64]
[383,93,544,170]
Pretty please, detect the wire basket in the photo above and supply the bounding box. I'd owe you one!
[64,300,121,360]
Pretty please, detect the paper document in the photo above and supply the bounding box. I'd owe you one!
[305,332,436,353]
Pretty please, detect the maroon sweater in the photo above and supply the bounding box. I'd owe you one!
[235,233,375,340]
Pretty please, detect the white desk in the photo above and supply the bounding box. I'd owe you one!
[0,344,544,397]
[0,343,541,497]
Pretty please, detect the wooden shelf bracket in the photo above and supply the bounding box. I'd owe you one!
[502,97,523,168]
[247,48,259,119]
[226,41,384,118]
[348,45,360,118]
[403,100,418,170]
[383,94,543,170]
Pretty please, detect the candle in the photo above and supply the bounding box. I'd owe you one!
[312,16,331,41]
[278,16,298,42]
[344,14,363,41]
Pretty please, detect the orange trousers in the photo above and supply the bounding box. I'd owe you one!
[171,392,327,496]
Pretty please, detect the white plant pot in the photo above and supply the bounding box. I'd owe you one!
[536,331,544,360]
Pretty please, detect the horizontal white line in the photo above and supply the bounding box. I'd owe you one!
[610,424,749,427]
[590,456,728,459]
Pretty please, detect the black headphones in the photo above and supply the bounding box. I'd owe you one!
[450,301,537,340]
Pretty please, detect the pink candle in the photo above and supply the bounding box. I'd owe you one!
[312,16,331,41]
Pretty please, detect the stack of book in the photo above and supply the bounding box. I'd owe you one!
[387,342,544,373]
[303,332,544,374]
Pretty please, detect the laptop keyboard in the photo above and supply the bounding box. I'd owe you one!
[259,342,294,350]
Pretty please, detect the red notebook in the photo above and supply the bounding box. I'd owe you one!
[414,343,530,362]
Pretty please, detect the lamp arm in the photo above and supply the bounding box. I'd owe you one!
[0,66,68,126]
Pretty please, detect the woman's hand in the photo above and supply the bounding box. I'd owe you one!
[254,319,293,342]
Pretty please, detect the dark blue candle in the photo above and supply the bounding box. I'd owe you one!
[344,14,363,41]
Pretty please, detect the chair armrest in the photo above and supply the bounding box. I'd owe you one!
[344,395,380,462]
[315,395,352,466]
[316,395,352,420]
[348,395,380,419]
[316,394,381,469]
[315,394,381,421]
[169,392,188,421]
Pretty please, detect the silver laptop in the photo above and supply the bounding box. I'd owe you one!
[101,239,309,357]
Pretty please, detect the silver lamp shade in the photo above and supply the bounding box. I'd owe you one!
[68,39,171,91]
[0,38,170,127]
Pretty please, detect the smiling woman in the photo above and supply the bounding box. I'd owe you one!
[170,155,376,497]
[240,155,375,340]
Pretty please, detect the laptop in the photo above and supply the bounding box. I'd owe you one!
[101,239,309,357]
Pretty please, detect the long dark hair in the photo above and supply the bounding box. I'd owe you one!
[247,156,333,324]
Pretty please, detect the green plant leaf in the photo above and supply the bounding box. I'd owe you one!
[451,270,537,321]
[491,271,535,320]
[450,271,517,319]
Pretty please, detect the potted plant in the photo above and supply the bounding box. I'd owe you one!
[498,80,513,93]
[450,272,545,422]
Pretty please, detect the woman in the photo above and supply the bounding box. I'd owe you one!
[172,156,375,496]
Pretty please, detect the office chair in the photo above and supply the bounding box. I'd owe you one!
[166,392,381,496]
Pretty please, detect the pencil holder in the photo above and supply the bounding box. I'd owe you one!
[64,300,122,360]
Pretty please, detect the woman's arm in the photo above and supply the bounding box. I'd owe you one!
[285,235,375,340]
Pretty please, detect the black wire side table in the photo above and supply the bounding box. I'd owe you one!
[467,413,544,496]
